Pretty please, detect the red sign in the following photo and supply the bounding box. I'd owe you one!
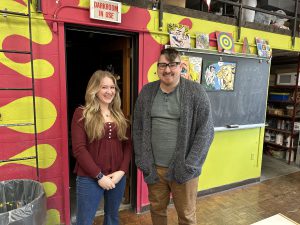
[90,0,122,23]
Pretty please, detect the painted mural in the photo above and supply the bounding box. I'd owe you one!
[0,0,155,223]
[0,0,62,224]
[1,0,300,224]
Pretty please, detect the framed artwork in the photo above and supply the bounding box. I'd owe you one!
[202,61,236,91]
[256,37,271,58]
[195,33,209,49]
[180,55,202,83]
[216,31,235,54]
[168,23,191,48]
[242,37,251,54]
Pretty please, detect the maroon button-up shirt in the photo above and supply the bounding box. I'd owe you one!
[71,108,132,178]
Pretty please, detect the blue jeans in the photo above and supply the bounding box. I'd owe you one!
[76,175,126,225]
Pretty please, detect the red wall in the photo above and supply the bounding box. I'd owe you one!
[0,1,166,224]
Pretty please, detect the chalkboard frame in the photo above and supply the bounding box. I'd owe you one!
[173,47,270,130]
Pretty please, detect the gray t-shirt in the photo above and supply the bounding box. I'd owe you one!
[151,86,180,167]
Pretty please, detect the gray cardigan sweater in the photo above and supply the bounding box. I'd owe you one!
[133,77,214,184]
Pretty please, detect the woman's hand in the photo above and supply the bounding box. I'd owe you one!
[97,175,116,190]
[107,171,125,184]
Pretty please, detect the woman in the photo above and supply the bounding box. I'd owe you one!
[71,70,132,225]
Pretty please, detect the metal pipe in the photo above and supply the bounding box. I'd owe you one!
[0,88,33,91]
[0,156,36,164]
[0,9,27,16]
[27,0,40,179]
[159,0,164,31]
[0,49,30,54]
[36,0,42,13]
[0,123,34,127]
[292,0,299,47]
[237,0,242,41]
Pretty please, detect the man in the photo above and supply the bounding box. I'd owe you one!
[133,48,214,225]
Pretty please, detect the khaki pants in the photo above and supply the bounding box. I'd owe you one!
[147,166,199,225]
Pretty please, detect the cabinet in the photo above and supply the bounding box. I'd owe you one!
[264,59,300,164]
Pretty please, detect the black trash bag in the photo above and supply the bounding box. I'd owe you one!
[0,179,47,225]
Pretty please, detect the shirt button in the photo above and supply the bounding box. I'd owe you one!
[109,129,112,131]
[109,137,111,139]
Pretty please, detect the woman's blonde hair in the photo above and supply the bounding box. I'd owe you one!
[81,70,128,142]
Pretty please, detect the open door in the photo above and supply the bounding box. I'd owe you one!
[65,25,137,222]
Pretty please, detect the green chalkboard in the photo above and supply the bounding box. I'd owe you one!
[181,50,270,128]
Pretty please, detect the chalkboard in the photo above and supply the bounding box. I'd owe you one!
[184,51,270,127]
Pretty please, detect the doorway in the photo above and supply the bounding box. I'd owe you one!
[262,49,300,181]
[65,25,138,223]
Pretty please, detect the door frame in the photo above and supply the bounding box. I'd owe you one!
[63,24,139,215]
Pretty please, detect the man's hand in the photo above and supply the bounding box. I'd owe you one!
[107,171,125,184]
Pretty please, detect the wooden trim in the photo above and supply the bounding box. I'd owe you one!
[122,38,131,118]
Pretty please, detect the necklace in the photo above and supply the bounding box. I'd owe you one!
[101,107,111,118]
[103,111,111,117]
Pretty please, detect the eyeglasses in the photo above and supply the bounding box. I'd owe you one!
[157,62,180,70]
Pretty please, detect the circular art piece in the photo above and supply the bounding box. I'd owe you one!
[216,32,235,54]
[218,33,233,50]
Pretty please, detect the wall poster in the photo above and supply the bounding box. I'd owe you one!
[195,33,209,49]
[202,61,236,91]
[180,55,202,83]
[216,31,235,54]
[256,37,272,58]
[168,23,191,48]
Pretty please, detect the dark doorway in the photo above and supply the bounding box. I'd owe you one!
[65,25,138,223]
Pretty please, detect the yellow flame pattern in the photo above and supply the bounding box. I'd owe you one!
[148,61,159,82]
[78,0,89,7]
[0,144,57,169]
[0,0,54,78]
[46,209,61,225]
[42,181,57,198]
[0,96,57,133]
[147,11,169,45]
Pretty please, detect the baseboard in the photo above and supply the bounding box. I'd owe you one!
[197,177,260,197]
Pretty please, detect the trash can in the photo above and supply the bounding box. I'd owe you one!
[0,179,47,225]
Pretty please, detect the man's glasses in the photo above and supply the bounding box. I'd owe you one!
[157,62,180,70]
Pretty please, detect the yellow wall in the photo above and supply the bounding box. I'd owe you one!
[144,9,299,191]
[148,11,300,53]
[146,11,276,191]
[199,128,265,190]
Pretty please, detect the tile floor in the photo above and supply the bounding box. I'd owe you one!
[92,154,300,225]
[260,154,300,181]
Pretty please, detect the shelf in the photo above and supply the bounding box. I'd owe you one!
[267,63,300,164]
[265,127,299,135]
[264,141,297,150]
[268,100,300,104]
[269,85,300,89]
[268,100,295,104]
[266,113,300,119]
